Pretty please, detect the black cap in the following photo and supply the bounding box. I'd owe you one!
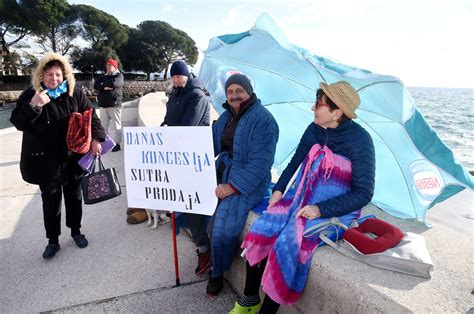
[225,74,253,95]
[170,60,189,77]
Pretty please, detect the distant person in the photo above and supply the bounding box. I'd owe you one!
[94,58,123,152]
[229,81,375,313]
[161,60,212,275]
[10,53,105,260]
[207,73,279,296]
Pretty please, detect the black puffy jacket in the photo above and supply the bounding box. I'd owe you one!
[161,75,210,126]
[10,86,105,184]
[94,71,124,108]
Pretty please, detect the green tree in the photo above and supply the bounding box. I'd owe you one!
[73,4,128,50]
[22,0,80,55]
[3,51,22,75]
[71,46,120,75]
[19,51,38,74]
[136,21,198,79]
[118,27,164,80]
[0,0,39,55]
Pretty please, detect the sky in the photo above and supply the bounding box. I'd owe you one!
[69,0,474,88]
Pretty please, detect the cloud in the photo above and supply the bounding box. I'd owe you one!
[222,7,241,26]
[161,4,173,12]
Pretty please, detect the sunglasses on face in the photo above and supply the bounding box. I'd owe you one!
[315,88,339,110]
[315,90,330,109]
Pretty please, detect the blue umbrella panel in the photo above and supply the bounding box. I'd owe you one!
[199,13,473,222]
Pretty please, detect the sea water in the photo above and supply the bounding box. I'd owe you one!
[1,87,472,170]
[408,87,473,170]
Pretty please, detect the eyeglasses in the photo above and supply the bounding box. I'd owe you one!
[315,93,330,110]
[315,89,339,110]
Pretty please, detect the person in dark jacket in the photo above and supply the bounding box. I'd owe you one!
[10,53,105,260]
[161,60,210,127]
[94,59,123,152]
[207,73,279,296]
[229,81,375,313]
[160,60,212,275]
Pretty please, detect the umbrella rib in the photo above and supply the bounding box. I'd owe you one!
[356,107,402,121]
[357,80,402,92]
[305,58,327,83]
[265,100,313,106]
[264,101,314,116]
[205,55,317,91]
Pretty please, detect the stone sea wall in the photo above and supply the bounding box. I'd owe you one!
[0,91,23,105]
[0,80,171,105]
[78,80,172,100]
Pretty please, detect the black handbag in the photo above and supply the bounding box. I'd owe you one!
[81,156,121,204]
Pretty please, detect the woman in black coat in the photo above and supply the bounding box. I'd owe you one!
[10,53,105,260]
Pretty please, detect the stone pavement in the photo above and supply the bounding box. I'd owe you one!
[1,94,473,313]
[137,93,474,313]
[0,99,237,313]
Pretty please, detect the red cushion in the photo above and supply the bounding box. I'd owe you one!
[342,218,404,254]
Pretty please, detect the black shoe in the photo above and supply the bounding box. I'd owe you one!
[111,144,121,152]
[72,234,88,248]
[206,275,223,296]
[42,244,60,260]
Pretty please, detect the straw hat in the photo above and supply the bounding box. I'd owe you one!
[319,81,360,119]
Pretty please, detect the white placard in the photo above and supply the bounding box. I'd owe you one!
[123,126,217,216]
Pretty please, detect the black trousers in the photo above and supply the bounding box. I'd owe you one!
[39,160,82,240]
[184,213,210,249]
[245,259,281,313]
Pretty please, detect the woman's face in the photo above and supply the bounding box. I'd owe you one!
[43,66,64,90]
[311,94,340,129]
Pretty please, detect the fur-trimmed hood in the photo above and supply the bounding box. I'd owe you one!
[32,53,76,97]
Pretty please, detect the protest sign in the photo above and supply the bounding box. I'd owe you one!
[124,126,217,216]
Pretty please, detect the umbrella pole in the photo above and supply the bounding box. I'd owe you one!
[170,211,180,287]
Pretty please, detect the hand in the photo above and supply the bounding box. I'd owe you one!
[30,90,50,107]
[268,191,283,208]
[104,87,113,91]
[90,139,102,156]
[215,184,235,199]
[296,205,321,220]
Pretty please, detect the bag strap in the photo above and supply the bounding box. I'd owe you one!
[89,156,105,174]
[319,233,339,249]
[320,231,366,263]
[304,217,349,238]
[97,156,106,171]
[89,157,97,174]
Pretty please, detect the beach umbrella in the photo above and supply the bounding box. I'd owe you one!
[199,13,473,223]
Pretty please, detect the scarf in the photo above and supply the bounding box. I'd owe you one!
[242,144,361,305]
[45,80,68,99]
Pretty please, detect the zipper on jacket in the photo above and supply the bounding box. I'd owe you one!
[45,105,51,124]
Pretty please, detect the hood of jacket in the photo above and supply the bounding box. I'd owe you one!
[32,53,75,97]
[182,74,205,93]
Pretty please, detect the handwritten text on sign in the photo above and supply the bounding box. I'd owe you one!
[124,126,217,215]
